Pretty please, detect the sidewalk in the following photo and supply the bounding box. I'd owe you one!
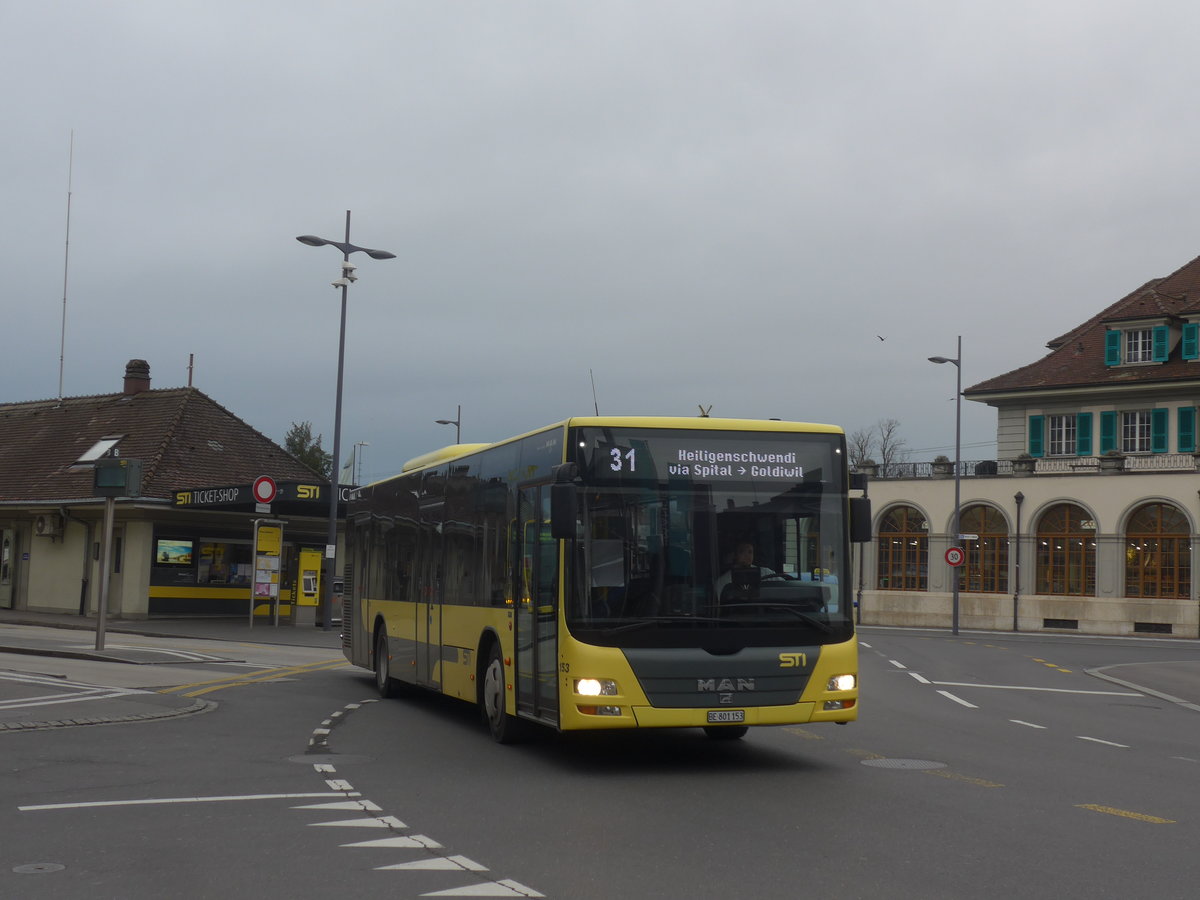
[0,608,347,732]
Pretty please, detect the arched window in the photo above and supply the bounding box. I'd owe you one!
[877,505,927,591]
[1125,503,1191,599]
[958,504,1008,593]
[1035,503,1095,596]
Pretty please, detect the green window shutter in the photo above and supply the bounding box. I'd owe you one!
[1151,408,1169,453]
[1076,412,1093,456]
[1183,323,1199,360]
[1178,407,1196,453]
[1104,330,1121,366]
[1153,326,1169,362]
[1099,411,1118,453]
[1028,415,1044,457]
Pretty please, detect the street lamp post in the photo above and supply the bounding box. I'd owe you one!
[296,211,395,631]
[929,335,962,636]
[436,404,461,443]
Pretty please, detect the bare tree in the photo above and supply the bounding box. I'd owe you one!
[876,418,909,476]
[847,428,874,466]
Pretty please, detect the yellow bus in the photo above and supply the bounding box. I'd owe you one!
[343,416,871,742]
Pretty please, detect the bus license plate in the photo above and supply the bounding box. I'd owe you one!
[707,710,745,723]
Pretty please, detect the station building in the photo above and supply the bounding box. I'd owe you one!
[859,251,1200,638]
[0,360,338,620]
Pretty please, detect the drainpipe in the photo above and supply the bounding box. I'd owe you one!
[1012,491,1024,632]
[60,506,94,616]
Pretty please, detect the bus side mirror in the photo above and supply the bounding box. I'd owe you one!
[849,496,872,543]
[550,483,577,540]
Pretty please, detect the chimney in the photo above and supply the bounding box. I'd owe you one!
[123,359,151,395]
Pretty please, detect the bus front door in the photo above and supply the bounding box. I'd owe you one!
[517,485,559,724]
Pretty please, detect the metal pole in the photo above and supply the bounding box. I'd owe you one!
[951,334,962,635]
[94,496,115,651]
[323,210,351,632]
[1013,491,1024,631]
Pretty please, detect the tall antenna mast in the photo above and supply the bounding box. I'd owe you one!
[589,369,600,415]
[58,130,75,402]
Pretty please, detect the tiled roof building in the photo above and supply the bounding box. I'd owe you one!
[0,360,334,619]
[0,360,320,503]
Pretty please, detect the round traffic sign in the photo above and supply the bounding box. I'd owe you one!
[945,547,965,567]
[252,475,277,504]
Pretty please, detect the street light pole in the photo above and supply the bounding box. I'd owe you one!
[436,404,461,443]
[929,335,962,636]
[296,212,395,631]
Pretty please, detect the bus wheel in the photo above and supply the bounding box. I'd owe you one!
[481,645,524,744]
[703,725,749,741]
[374,629,397,699]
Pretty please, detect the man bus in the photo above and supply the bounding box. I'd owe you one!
[343,416,871,742]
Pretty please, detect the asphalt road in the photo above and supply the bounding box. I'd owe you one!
[3,625,1199,898]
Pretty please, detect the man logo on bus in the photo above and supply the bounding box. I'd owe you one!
[697,678,755,692]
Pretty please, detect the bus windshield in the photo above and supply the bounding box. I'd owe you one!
[566,427,853,649]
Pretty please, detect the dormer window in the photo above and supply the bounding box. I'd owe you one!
[1125,329,1154,362]
[1104,325,1168,365]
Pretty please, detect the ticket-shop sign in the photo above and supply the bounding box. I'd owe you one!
[173,482,351,508]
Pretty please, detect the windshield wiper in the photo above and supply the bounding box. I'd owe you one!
[718,603,833,633]
[595,615,726,636]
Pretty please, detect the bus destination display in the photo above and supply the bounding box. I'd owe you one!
[584,432,814,484]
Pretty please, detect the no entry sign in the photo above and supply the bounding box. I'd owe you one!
[252,475,277,504]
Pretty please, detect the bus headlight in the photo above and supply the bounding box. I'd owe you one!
[826,674,857,692]
[575,678,619,696]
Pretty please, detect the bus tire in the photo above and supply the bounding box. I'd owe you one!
[703,725,749,741]
[481,643,525,744]
[374,628,399,699]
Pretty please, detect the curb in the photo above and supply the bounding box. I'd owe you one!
[0,697,216,733]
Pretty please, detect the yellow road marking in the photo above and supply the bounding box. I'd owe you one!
[1077,804,1175,824]
[843,748,885,760]
[924,769,1004,788]
[782,726,823,740]
[159,659,349,697]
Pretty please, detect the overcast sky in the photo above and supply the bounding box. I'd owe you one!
[6,1,1200,482]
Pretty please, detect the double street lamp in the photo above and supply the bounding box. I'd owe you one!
[929,335,962,636]
[296,211,395,631]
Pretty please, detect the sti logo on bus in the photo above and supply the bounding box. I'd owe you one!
[297,485,320,500]
[779,652,808,668]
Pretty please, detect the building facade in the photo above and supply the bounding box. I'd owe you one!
[857,252,1200,638]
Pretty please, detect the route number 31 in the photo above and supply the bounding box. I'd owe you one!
[610,446,637,472]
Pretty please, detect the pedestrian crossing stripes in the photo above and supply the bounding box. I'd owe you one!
[302,698,545,897]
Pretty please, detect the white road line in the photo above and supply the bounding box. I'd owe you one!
[859,641,872,648]
[20,792,356,811]
[889,659,907,669]
[908,672,931,684]
[309,815,407,828]
[422,880,545,898]
[1077,736,1130,749]
[343,835,443,849]
[0,688,146,711]
[934,681,1142,696]
[937,690,978,708]
[378,855,487,871]
[293,800,382,812]
[1010,719,1047,729]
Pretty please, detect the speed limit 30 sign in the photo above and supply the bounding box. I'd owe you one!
[945,547,965,567]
